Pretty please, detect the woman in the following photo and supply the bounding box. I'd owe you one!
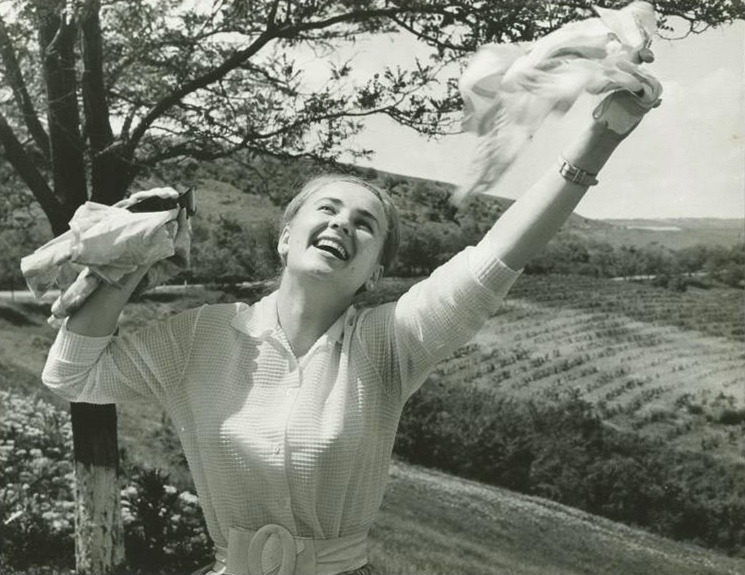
[42,87,658,575]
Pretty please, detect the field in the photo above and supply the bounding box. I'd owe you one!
[594,218,745,250]
[422,274,745,464]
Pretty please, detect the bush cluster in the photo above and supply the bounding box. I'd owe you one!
[395,378,745,557]
[121,468,212,572]
[0,391,211,574]
[0,391,75,569]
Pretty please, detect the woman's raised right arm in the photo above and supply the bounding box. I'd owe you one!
[65,264,150,337]
[43,205,196,405]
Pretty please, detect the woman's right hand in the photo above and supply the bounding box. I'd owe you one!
[64,189,192,335]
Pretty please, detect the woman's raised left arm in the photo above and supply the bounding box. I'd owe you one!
[485,89,659,271]
[384,88,660,399]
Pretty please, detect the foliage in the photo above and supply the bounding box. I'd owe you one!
[120,468,212,573]
[189,215,282,285]
[395,380,745,557]
[0,391,75,569]
[0,391,211,573]
[525,234,745,289]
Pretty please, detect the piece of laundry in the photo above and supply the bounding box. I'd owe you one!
[454,1,662,205]
[20,200,188,325]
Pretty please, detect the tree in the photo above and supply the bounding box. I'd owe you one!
[0,0,739,571]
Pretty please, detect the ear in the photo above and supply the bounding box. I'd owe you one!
[365,264,384,292]
[277,226,290,264]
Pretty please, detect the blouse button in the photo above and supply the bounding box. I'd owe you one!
[273,445,282,455]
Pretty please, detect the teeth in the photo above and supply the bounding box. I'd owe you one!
[315,238,348,260]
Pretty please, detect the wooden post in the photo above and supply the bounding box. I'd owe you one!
[71,403,125,573]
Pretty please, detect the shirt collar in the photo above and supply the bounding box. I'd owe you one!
[230,290,352,344]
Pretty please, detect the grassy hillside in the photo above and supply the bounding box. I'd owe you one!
[371,461,745,575]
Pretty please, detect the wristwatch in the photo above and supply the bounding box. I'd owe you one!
[558,157,599,187]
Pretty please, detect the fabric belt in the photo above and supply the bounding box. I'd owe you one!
[209,525,369,575]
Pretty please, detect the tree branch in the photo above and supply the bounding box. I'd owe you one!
[125,30,276,156]
[81,0,131,205]
[0,110,63,233]
[0,16,50,159]
[80,0,114,154]
[122,4,446,159]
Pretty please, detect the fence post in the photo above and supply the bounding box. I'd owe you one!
[71,403,125,573]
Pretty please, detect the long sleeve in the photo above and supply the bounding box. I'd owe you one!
[357,234,521,403]
[42,305,204,407]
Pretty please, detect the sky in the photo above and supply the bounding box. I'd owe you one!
[338,18,744,220]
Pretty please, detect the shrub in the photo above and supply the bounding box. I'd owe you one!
[0,391,212,573]
[121,468,212,573]
[0,391,75,569]
[395,379,745,557]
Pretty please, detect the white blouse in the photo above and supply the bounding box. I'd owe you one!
[42,239,520,560]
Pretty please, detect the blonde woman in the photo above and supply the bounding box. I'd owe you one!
[42,87,657,575]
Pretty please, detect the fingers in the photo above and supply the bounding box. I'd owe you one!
[128,187,180,203]
[114,187,180,210]
[51,270,100,318]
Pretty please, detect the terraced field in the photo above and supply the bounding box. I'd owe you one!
[429,274,745,463]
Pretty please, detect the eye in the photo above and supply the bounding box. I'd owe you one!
[318,204,336,214]
[356,219,374,233]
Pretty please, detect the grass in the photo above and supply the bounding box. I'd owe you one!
[370,462,745,575]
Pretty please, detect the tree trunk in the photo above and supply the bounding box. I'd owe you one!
[71,403,125,574]
[39,3,87,222]
[80,0,135,205]
[38,5,125,572]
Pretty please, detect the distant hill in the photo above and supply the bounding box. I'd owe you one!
[593,218,744,250]
[177,158,742,252]
[4,156,740,291]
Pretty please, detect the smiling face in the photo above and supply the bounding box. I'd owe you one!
[278,181,389,297]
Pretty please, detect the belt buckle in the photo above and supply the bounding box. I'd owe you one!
[247,524,297,575]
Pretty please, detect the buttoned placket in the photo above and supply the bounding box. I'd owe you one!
[270,329,304,526]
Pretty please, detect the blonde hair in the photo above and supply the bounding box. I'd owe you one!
[280,174,400,273]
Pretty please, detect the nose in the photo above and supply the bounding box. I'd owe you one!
[329,213,351,235]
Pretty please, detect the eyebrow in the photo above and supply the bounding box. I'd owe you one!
[314,196,382,230]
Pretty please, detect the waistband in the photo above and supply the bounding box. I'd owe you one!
[210,524,369,575]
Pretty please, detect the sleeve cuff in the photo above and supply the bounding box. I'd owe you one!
[52,319,115,364]
[467,241,522,300]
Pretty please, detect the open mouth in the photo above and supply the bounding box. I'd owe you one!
[313,238,349,261]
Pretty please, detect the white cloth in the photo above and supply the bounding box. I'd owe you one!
[455,1,660,204]
[20,201,185,324]
[41,235,520,566]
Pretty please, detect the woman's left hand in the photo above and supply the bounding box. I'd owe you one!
[592,53,662,137]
